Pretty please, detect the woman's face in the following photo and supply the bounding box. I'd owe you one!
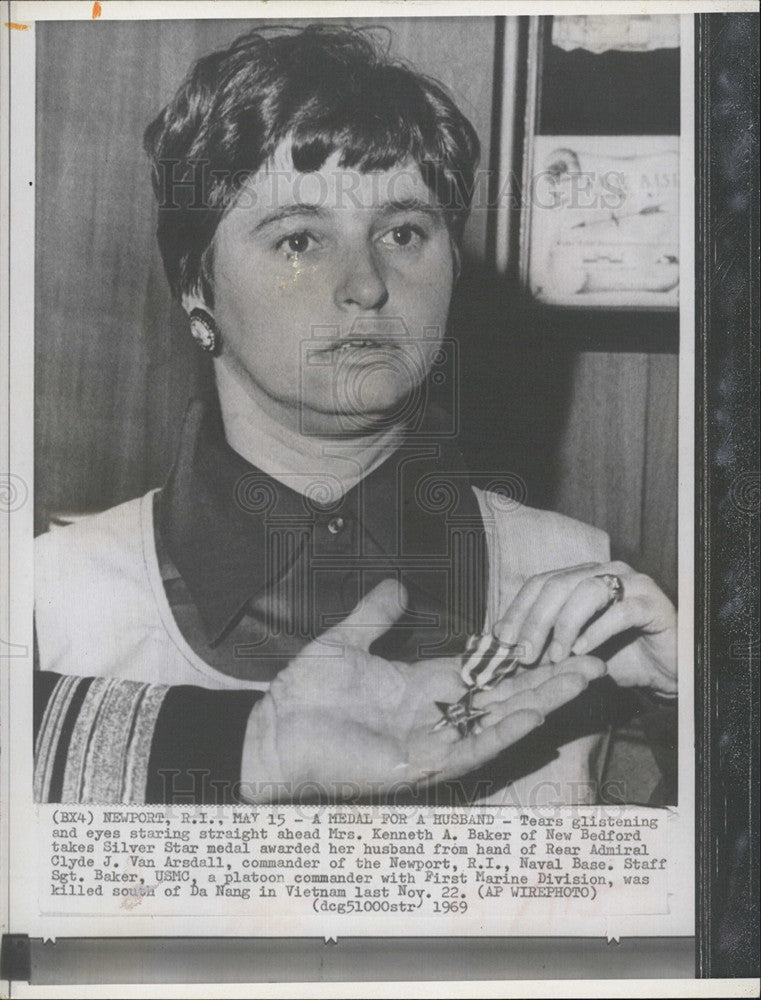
[192,141,455,436]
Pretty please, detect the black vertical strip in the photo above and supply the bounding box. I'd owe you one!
[695,12,760,979]
[485,15,505,267]
[695,16,711,976]
[33,669,61,742]
[485,16,530,279]
[45,677,94,803]
[509,18,529,282]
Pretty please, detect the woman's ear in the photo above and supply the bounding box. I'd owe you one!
[182,295,222,356]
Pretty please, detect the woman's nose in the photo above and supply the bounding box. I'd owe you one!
[334,247,389,311]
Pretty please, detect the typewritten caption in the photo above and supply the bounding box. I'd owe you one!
[38,806,673,930]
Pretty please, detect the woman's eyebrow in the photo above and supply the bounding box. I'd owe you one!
[376,197,443,220]
[252,203,326,233]
[251,197,443,234]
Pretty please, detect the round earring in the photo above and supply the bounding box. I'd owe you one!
[189,308,221,355]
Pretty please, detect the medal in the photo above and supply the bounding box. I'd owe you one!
[431,634,524,739]
[431,689,490,738]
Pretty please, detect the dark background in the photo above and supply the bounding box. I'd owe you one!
[695,12,759,979]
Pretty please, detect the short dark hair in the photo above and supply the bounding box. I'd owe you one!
[143,24,480,304]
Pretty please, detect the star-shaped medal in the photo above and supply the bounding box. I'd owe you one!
[431,690,489,738]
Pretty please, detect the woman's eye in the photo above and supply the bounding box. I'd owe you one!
[380,224,424,249]
[277,232,316,256]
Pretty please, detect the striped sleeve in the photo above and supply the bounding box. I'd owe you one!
[34,672,264,805]
[34,673,169,803]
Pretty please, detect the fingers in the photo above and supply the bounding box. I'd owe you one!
[571,597,650,655]
[475,655,606,706]
[493,563,600,662]
[484,669,593,723]
[440,709,545,776]
[493,562,648,665]
[438,665,601,776]
[445,671,589,773]
[319,579,408,653]
[517,568,614,664]
[558,654,607,684]
[490,575,549,658]
[548,576,623,662]
[470,709,546,762]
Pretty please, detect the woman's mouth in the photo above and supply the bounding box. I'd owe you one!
[331,339,398,353]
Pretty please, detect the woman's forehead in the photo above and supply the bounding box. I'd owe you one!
[236,140,435,216]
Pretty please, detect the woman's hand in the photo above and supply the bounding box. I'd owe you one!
[241,581,606,801]
[492,561,677,695]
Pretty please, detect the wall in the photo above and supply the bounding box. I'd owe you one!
[556,350,678,599]
[35,16,677,596]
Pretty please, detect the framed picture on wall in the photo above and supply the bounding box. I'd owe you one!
[519,15,680,310]
[523,135,679,308]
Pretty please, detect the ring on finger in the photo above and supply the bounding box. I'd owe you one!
[594,573,624,607]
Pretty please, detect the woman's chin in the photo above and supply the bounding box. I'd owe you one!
[331,387,423,434]
[333,372,424,423]
[296,400,419,437]
[293,366,426,434]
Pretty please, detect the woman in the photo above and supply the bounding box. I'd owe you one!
[34,25,677,805]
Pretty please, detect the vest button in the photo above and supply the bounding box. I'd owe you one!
[327,517,345,535]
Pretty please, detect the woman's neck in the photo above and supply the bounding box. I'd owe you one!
[215,362,404,498]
